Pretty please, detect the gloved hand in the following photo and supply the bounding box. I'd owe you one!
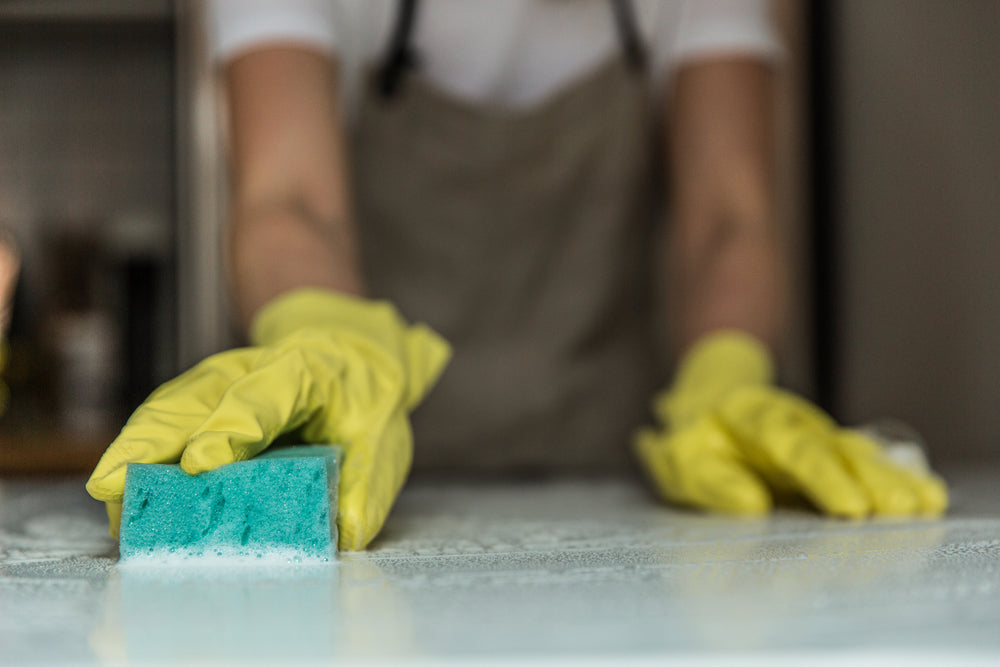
[86,288,451,550]
[634,331,948,517]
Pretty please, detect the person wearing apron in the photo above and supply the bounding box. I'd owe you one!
[352,0,659,473]
[87,0,950,551]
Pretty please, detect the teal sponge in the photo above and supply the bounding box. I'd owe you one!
[119,445,341,564]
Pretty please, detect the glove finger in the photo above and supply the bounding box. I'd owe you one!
[719,385,837,441]
[835,430,920,514]
[635,417,772,515]
[86,349,257,503]
[836,431,949,516]
[755,425,870,518]
[911,473,949,515]
[717,386,869,517]
[337,411,413,550]
[180,347,327,475]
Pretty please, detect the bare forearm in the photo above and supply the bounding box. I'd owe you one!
[667,58,786,353]
[228,201,364,330]
[223,47,363,329]
[669,212,786,350]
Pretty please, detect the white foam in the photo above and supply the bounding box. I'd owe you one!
[118,545,335,570]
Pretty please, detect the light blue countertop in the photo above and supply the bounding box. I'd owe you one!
[2,465,999,665]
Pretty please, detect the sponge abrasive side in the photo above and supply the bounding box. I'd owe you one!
[119,445,341,564]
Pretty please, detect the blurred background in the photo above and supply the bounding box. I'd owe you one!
[0,0,996,474]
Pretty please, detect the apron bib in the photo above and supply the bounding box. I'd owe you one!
[349,1,661,473]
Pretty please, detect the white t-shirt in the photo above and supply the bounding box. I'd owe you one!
[209,0,779,112]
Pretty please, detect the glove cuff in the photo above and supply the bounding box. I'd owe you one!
[656,330,775,429]
[251,288,406,348]
[251,288,452,406]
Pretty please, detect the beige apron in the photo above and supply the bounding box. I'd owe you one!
[350,0,663,474]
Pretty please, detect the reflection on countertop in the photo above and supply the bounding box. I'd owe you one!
[2,466,1000,665]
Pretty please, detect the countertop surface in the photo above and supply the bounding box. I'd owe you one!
[2,465,999,666]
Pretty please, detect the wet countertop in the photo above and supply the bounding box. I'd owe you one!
[2,466,999,666]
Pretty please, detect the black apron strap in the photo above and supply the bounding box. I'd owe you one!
[378,0,646,100]
[378,0,420,98]
[609,0,647,73]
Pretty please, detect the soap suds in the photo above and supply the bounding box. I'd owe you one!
[118,545,334,569]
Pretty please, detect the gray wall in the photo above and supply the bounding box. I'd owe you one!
[836,1,1000,461]
[0,21,174,286]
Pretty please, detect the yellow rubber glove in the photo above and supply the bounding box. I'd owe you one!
[634,331,948,517]
[86,288,451,550]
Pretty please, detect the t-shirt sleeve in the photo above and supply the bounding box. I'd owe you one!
[663,0,781,68]
[208,0,338,63]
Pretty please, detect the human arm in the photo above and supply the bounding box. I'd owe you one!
[86,46,450,549]
[224,46,364,327]
[667,57,784,353]
[636,57,947,516]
